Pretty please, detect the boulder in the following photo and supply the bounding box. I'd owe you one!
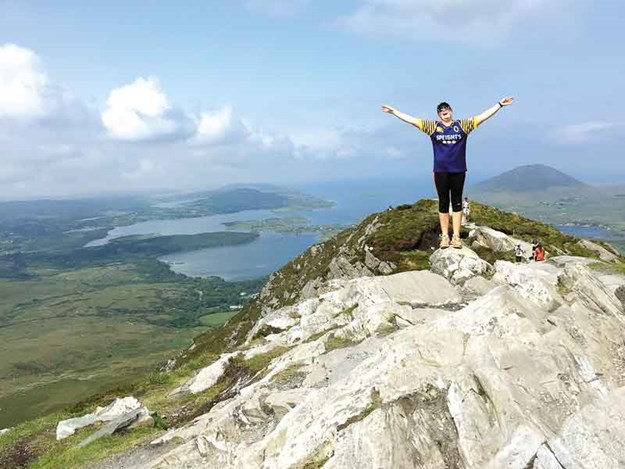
[462,275,497,298]
[77,408,152,448]
[467,225,531,253]
[492,260,563,311]
[559,263,624,317]
[172,353,237,395]
[339,270,462,311]
[56,396,151,440]
[328,253,372,280]
[430,246,493,285]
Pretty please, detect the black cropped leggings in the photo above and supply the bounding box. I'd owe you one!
[434,172,466,213]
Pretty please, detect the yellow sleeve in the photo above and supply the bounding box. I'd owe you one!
[459,117,479,134]
[416,119,437,135]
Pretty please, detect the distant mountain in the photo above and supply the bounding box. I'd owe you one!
[473,164,587,193]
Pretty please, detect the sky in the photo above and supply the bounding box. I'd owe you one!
[0,0,624,200]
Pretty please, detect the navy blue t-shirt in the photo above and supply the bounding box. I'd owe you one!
[416,118,478,172]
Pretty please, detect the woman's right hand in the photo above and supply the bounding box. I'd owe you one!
[381,104,396,114]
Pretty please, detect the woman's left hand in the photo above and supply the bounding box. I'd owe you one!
[499,97,514,106]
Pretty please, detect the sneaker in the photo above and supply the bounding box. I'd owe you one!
[439,234,450,249]
[451,234,462,249]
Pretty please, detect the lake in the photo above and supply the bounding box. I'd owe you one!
[160,232,319,281]
[85,208,284,247]
[87,177,435,280]
[556,224,618,241]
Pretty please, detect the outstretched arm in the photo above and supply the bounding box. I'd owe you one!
[381,104,421,127]
[474,97,514,126]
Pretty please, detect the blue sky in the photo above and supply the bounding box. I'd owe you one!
[0,0,623,199]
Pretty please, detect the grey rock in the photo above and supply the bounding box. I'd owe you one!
[533,444,565,469]
[56,396,150,440]
[430,245,493,285]
[101,242,625,469]
[77,408,151,448]
[468,225,531,254]
[616,285,625,311]
[559,263,624,317]
[462,275,497,298]
[548,387,625,468]
[492,260,563,311]
[328,254,372,280]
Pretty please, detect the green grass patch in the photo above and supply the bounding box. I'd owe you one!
[30,426,160,469]
[235,346,290,376]
[0,412,61,469]
[297,441,333,469]
[324,333,362,353]
[301,455,330,469]
[367,200,441,260]
[471,246,514,265]
[588,261,625,275]
[396,250,431,271]
[251,324,285,341]
[304,326,341,345]
[198,311,238,328]
[337,388,382,432]
[0,407,159,469]
[174,352,221,374]
[270,364,307,387]
[333,304,358,320]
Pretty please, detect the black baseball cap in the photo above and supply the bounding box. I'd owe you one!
[437,102,451,112]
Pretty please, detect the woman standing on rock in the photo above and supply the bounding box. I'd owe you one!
[381,98,514,248]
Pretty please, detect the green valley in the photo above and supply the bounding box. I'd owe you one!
[0,186,332,428]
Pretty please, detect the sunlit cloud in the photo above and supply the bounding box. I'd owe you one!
[193,105,250,146]
[102,76,194,141]
[0,43,76,122]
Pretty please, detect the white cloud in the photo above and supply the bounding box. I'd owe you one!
[192,104,298,157]
[193,105,250,145]
[0,43,57,120]
[554,121,620,144]
[244,0,310,17]
[340,0,580,45]
[102,76,194,141]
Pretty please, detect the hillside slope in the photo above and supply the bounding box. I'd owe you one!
[1,200,624,468]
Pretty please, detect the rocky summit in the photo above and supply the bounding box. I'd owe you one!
[107,201,624,469]
[4,200,625,469]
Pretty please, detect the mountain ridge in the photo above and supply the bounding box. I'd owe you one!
[473,164,587,193]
